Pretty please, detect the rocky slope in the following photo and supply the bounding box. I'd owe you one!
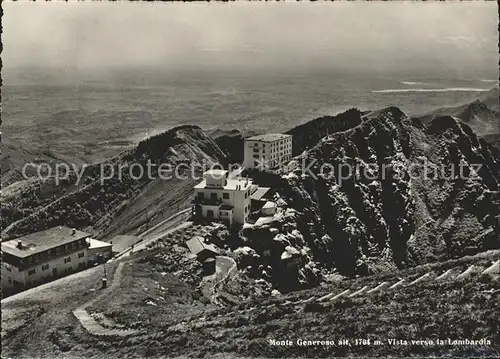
[419,89,499,145]
[1,126,226,240]
[211,128,257,165]
[480,87,499,112]
[286,108,365,156]
[239,107,500,291]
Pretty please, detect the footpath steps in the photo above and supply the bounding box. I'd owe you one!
[73,262,141,338]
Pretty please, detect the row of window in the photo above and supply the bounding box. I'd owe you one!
[25,253,85,276]
[198,188,251,201]
[20,239,87,266]
[253,145,291,153]
[253,151,290,160]
[251,139,291,149]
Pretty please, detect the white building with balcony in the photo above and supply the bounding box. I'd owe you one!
[193,170,253,226]
[243,133,293,171]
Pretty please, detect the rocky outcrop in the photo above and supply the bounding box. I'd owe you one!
[285,108,364,156]
[240,107,500,290]
[211,129,258,165]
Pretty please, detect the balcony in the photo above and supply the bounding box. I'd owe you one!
[192,197,223,206]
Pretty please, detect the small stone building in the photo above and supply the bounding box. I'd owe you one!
[186,236,219,262]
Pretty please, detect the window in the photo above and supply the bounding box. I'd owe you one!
[64,257,71,264]
[28,269,36,276]
[78,252,85,258]
[5,266,12,272]
[223,193,229,199]
[197,192,204,200]
[42,264,49,271]
[245,192,248,199]
[253,154,259,159]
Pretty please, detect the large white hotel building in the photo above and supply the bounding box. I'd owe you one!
[243,133,293,171]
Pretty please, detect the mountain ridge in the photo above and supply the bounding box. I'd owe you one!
[419,89,499,145]
[1,125,226,241]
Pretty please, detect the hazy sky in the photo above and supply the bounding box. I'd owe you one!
[3,2,498,75]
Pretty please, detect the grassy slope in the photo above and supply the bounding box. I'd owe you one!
[2,250,498,358]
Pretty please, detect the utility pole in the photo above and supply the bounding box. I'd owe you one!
[102,260,107,289]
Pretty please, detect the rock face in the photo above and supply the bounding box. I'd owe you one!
[241,107,500,290]
[211,129,258,165]
[285,108,364,156]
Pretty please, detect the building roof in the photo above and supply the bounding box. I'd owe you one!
[108,235,138,253]
[87,238,113,250]
[1,226,92,258]
[204,169,228,178]
[262,201,277,209]
[246,133,292,142]
[194,178,252,191]
[186,236,219,256]
[250,187,271,201]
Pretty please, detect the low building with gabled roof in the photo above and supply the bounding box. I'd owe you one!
[185,236,219,262]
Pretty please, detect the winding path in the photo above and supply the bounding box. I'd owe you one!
[72,262,142,337]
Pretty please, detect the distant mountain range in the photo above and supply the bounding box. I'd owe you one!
[419,88,499,145]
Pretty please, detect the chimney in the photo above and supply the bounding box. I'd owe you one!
[72,228,76,235]
[17,240,23,249]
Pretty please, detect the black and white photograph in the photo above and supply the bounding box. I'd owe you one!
[1,1,499,358]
